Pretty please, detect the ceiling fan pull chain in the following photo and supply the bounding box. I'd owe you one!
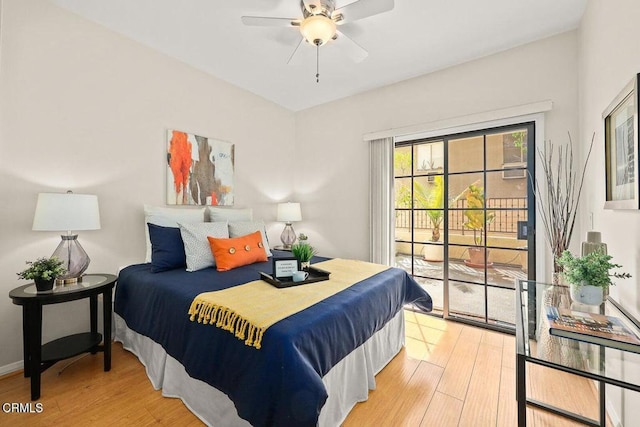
[316,43,320,83]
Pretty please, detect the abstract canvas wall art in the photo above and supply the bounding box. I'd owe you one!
[603,74,639,210]
[167,129,235,206]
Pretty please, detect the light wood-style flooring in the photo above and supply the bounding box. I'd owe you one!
[0,311,605,426]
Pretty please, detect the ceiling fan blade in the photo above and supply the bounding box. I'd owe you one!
[287,38,306,65]
[333,30,368,62]
[334,0,394,25]
[302,0,323,15]
[241,16,301,27]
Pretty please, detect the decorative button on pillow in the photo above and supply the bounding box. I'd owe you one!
[228,220,273,257]
[207,231,268,271]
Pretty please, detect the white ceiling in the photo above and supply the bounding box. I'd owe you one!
[50,0,588,112]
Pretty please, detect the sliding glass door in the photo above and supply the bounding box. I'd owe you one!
[394,123,535,331]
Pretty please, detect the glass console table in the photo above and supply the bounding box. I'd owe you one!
[516,280,640,426]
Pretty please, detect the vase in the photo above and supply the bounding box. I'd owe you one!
[464,247,493,268]
[548,272,572,308]
[570,281,605,306]
[581,231,607,256]
[422,244,444,262]
[300,261,310,271]
[34,278,55,292]
[536,272,584,369]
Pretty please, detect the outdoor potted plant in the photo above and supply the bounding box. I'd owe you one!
[557,249,631,305]
[291,242,317,270]
[17,256,66,292]
[414,175,444,262]
[462,183,495,267]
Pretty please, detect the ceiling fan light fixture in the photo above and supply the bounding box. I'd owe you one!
[300,14,336,46]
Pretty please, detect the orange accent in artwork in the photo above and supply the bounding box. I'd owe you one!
[169,131,192,202]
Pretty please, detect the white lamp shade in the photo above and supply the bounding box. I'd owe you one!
[277,202,302,222]
[32,193,101,231]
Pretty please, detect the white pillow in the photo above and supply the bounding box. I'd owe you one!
[206,206,253,222]
[179,221,229,272]
[228,220,273,257]
[144,205,206,263]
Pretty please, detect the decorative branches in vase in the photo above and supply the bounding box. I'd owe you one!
[534,132,594,367]
[535,132,594,279]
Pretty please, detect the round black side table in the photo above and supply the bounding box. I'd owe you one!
[9,274,117,400]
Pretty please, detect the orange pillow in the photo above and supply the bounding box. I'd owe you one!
[207,231,268,271]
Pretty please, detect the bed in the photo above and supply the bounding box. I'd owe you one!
[114,209,431,426]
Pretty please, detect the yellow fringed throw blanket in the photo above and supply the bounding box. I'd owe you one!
[188,258,389,349]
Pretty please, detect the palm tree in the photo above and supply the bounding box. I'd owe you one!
[462,183,495,246]
[413,176,444,242]
[462,183,495,266]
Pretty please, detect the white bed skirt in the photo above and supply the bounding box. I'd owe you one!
[114,311,405,427]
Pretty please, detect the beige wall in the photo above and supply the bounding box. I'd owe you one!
[578,0,640,422]
[0,0,295,368]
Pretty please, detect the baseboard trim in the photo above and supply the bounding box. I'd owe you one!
[0,360,23,378]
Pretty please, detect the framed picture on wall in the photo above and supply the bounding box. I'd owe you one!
[166,129,235,206]
[603,73,640,209]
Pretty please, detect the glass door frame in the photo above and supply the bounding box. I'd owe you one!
[394,122,536,333]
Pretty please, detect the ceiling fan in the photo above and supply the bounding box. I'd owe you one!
[241,0,395,82]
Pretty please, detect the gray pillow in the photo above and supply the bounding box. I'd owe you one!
[206,206,253,222]
[178,221,229,271]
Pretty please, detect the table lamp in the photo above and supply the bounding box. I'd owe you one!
[32,192,101,284]
[277,202,301,249]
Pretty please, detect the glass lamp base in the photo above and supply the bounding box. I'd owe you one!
[280,223,297,249]
[56,276,83,285]
[52,234,90,285]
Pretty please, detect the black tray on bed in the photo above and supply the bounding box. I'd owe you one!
[260,266,331,288]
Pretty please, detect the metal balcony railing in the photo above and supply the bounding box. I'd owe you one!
[395,197,527,233]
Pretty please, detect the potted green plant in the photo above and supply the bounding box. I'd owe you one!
[17,257,66,292]
[557,249,631,305]
[462,183,495,267]
[413,176,444,261]
[291,242,317,270]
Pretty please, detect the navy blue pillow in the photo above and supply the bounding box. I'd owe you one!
[148,223,186,273]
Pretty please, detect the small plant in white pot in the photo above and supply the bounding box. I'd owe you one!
[291,242,317,270]
[557,249,631,305]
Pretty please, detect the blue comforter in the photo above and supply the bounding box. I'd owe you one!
[114,252,431,426]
